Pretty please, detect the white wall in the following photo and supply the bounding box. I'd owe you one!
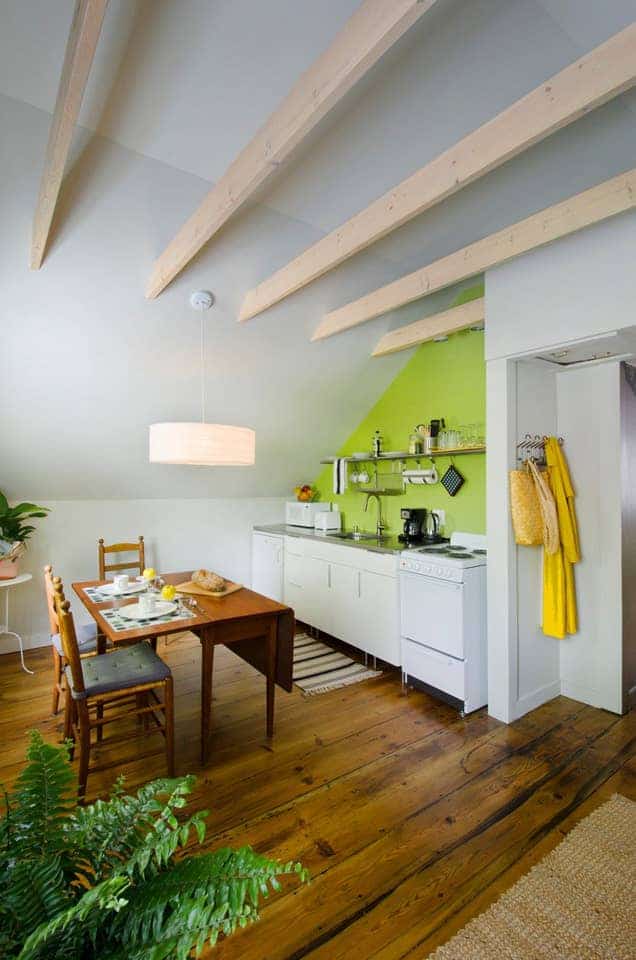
[486,213,636,721]
[486,359,561,722]
[0,497,286,655]
[486,211,636,362]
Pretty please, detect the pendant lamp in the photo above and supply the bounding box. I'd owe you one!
[149,292,255,466]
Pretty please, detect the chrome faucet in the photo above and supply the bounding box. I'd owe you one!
[364,493,385,538]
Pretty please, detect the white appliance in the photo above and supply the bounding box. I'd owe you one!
[399,532,487,714]
[252,531,283,601]
[314,510,341,533]
[285,501,332,527]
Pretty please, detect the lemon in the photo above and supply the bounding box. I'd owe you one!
[161,584,176,601]
[142,567,156,581]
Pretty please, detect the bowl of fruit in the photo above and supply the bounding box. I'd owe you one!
[294,484,316,503]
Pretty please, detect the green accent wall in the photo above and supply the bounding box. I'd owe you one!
[314,329,486,537]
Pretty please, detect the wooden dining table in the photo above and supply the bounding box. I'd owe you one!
[72,572,294,762]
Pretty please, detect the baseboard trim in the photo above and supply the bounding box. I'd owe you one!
[0,632,49,656]
[512,679,562,720]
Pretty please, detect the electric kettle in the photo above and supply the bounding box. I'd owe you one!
[422,509,442,543]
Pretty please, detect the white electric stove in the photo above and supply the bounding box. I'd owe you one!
[399,532,487,714]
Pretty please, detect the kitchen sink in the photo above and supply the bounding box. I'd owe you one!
[329,531,388,542]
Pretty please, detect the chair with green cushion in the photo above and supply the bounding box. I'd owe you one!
[44,564,109,715]
[53,577,175,800]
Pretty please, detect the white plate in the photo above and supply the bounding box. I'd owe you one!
[97,581,148,597]
[118,601,176,620]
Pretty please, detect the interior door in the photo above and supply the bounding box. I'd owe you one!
[400,573,464,660]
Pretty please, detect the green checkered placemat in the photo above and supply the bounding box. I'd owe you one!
[100,604,196,632]
[83,585,137,602]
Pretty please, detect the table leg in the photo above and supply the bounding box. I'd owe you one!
[266,618,276,739]
[3,588,34,675]
[96,631,107,656]
[200,632,215,763]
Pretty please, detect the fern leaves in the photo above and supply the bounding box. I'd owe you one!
[1,733,308,959]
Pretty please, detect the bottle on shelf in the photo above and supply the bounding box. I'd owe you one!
[372,429,383,457]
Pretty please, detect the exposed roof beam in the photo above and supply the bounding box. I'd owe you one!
[314,167,636,340]
[145,0,438,299]
[240,23,636,323]
[30,0,109,270]
[372,298,485,357]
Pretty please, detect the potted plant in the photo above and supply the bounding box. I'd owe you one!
[0,731,308,958]
[0,491,49,579]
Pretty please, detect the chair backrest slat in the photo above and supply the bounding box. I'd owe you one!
[43,564,59,637]
[98,536,145,579]
[52,577,85,696]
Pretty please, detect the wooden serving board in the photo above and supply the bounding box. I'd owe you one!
[176,579,243,599]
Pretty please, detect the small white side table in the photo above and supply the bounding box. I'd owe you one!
[0,573,34,674]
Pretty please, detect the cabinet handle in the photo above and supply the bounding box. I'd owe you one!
[328,565,331,589]
[357,571,361,598]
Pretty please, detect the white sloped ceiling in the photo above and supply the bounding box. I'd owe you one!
[1,0,635,499]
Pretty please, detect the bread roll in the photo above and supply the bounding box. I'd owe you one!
[192,569,226,592]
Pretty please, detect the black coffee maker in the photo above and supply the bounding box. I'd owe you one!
[398,508,426,544]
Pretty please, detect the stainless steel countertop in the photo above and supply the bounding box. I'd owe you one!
[253,523,420,556]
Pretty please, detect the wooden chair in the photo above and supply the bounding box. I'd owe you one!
[98,535,145,580]
[44,564,102,715]
[53,577,174,800]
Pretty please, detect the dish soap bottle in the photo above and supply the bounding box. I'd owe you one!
[372,429,383,457]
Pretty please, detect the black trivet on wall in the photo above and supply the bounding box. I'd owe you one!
[441,464,465,496]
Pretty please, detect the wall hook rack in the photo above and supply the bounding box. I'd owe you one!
[516,434,564,466]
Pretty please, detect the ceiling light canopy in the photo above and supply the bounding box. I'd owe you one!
[149,422,255,466]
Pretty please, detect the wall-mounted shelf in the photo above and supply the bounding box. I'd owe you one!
[320,446,486,465]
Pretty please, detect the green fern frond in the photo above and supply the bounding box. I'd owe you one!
[1,733,308,960]
[16,874,130,960]
[67,776,203,882]
[3,733,74,860]
[113,846,306,953]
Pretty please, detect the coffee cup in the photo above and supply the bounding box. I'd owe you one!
[138,593,156,617]
[113,574,130,593]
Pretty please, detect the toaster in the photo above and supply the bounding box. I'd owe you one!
[314,510,341,533]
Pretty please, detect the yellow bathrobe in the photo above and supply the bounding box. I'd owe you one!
[542,437,580,638]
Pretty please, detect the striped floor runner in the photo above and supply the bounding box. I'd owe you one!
[293,633,382,695]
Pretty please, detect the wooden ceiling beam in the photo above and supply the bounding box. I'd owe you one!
[314,167,636,340]
[240,23,636,323]
[372,297,484,357]
[145,0,438,299]
[30,0,109,270]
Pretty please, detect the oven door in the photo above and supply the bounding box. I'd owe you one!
[400,572,464,660]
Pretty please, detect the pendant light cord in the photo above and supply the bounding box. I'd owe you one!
[200,313,206,423]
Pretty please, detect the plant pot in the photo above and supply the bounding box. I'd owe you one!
[0,558,19,580]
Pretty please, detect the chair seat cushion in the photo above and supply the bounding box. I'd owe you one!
[52,622,100,656]
[64,643,171,700]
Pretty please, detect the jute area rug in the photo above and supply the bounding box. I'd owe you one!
[429,794,635,959]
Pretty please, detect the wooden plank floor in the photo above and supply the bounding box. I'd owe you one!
[1,634,633,959]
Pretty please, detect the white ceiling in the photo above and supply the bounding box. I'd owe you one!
[1,0,635,500]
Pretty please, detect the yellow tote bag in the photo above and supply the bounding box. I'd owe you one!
[509,464,542,546]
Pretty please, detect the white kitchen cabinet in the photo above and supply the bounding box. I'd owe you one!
[281,535,400,665]
[251,532,283,602]
[357,570,401,665]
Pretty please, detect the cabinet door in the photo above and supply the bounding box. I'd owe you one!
[303,556,331,633]
[283,540,306,620]
[357,570,400,665]
[327,561,358,647]
[251,534,283,602]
